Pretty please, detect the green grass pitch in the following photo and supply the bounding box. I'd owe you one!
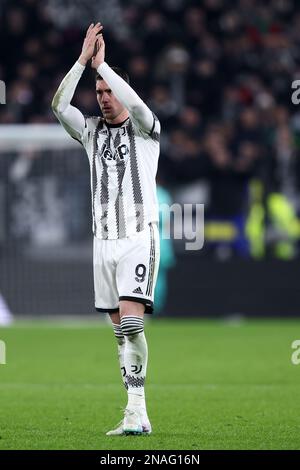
[0,318,300,450]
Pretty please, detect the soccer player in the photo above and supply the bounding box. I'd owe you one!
[52,23,160,435]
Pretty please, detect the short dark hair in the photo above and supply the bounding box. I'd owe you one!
[96,66,130,84]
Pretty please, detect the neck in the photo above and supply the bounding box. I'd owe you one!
[105,109,129,125]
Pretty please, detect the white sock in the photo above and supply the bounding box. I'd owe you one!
[120,316,148,413]
[112,323,127,390]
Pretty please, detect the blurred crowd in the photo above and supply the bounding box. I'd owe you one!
[1,0,300,257]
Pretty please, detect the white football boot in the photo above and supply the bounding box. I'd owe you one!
[106,419,124,436]
[106,408,152,436]
[123,409,143,435]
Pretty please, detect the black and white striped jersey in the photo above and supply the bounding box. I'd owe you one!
[52,61,161,240]
[81,114,160,239]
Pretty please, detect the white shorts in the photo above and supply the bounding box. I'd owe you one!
[93,222,160,314]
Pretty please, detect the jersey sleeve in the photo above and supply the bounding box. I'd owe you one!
[97,62,159,137]
[51,61,86,143]
[147,112,161,141]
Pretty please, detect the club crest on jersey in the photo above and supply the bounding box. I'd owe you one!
[100,143,129,162]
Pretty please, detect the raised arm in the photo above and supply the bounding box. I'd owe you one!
[52,23,103,141]
[92,36,155,134]
[51,62,86,141]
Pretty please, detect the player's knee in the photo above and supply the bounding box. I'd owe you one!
[119,300,145,317]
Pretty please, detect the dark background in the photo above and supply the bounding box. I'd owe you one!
[1,0,300,317]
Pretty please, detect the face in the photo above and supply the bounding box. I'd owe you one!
[96,79,125,122]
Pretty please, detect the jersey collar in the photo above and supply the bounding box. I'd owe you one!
[104,117,129,128]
